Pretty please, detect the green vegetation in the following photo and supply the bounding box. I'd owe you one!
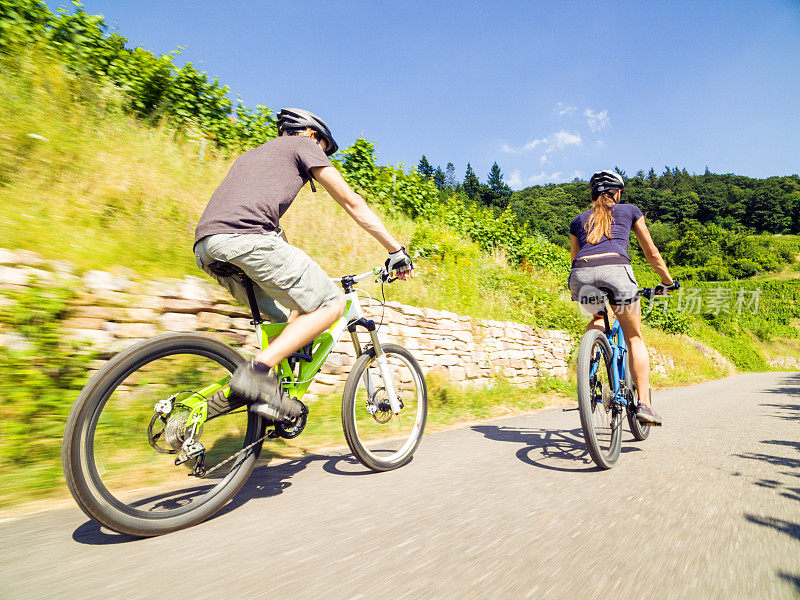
[1,0,276,152]
[0,284,95,506]
[505,171,800,281]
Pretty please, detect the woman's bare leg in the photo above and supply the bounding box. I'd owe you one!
[586,312,605,334]
[610,301,651,406]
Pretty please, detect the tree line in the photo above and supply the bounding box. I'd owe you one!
[417,155,513,209]
[413,158,800,280]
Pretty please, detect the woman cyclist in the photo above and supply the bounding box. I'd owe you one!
[568,170,674,425]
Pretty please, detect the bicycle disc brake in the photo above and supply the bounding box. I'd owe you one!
[366,391,398,424]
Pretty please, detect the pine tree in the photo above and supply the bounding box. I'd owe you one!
[463,163,480,201]
[485,162,512,208]
[417,155,434,179]
[487,162,505,192]
[433,166,445,189]
[445,162,456,188]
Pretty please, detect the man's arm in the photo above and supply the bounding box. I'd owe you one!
[310,166,403,253]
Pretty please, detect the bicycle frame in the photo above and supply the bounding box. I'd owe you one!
[174,269,397,430]
[588,310,630,408]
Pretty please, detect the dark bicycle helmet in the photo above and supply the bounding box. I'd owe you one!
[277,108,338,156]
[589,170,625,194]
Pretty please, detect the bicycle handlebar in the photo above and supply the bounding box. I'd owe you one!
[332,266,392,288]
[637,279,680,299]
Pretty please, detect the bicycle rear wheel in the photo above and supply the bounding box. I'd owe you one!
[62,334,265,536]
[576,329,622,469]
[624,352,651,441]
[341,344,427,471]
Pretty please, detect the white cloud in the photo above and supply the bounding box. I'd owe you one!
[502,130,581,155]
[502,138,545,154]
[539,154,549,166]
[550,130,582,149]
[507,170,522,189]
[555,102,576,116]
[585,108,609,132]
[596,140,605,148]
[528,171,563,184]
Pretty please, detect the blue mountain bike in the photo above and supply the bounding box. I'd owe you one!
[575,281,679,469]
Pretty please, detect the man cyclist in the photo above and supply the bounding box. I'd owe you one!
[194,108,413,421]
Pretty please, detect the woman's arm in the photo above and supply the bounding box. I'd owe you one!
[632,217,674,285]
[310,166,403,253]
[570,234,580,261]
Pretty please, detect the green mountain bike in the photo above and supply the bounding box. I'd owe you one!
[62,264,427,537]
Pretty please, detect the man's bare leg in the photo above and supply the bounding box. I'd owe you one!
[254,295,345,368]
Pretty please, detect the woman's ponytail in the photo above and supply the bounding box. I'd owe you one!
[585,191,616,244]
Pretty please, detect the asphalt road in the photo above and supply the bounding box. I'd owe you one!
[1,372,798,599]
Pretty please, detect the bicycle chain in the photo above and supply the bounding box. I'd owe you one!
[198,431,269,478]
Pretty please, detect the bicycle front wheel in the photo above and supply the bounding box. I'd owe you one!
[62,334,265,536]
[576,329,622,469]
[341,344,427,471]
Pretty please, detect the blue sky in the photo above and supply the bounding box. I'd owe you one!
[47,1,800,187]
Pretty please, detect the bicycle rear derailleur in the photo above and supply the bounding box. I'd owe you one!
[148,392,207,476]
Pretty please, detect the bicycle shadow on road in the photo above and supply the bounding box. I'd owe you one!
[471,425,642,473]
[71,451,373,545]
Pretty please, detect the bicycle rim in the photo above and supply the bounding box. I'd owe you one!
[577,331,622,469]
[343,345,427,471]
[64,335,263,535]
[624,353,651,441]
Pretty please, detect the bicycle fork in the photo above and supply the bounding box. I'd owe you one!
[349,323,402,415]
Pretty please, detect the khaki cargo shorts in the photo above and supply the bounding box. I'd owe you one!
[194,231,342,323]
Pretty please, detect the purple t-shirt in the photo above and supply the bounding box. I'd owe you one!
[195,135,332,243]
[569,203,644,261]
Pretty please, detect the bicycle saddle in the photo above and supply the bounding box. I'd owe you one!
[207,261,247,279]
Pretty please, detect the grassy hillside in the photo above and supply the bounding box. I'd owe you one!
[0,51,581,332]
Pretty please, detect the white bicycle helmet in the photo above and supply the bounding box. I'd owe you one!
[589,170,625,194]
[277,108,338,156]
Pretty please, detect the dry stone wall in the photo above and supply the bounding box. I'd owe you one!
[0,249,575,397]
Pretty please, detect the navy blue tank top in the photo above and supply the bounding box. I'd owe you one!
[569,203,643,261]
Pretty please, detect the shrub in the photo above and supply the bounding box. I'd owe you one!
[0,284,95,471]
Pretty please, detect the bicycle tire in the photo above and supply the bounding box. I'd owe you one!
[62,333,264,537]
[576,329,622,469]
[341,344,427,471]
